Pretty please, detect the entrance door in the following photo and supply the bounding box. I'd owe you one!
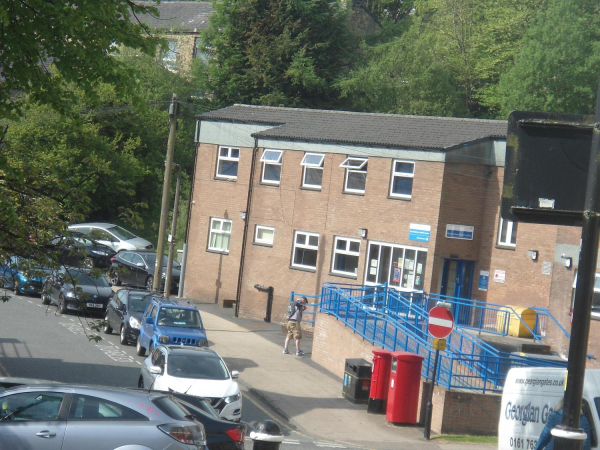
[440,259,474,325]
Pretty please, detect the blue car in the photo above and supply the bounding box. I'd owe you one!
[0,256,50,296]
[137,297,208,356]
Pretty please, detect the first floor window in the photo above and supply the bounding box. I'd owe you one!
[260,149,283,185]
[254,225,275,246]
[390,160,415,199]
[332,237,361,276]
[341,157,368,194]
[498,218,517,247]
[292,231,319,269]
[301,153,325,189]
[208,218,232,253]
[216,146,240,179]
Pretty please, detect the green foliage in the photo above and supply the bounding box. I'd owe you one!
[198,0,359,108]
[497,0,600,117]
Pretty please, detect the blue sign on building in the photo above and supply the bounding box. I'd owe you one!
[409,223,431,242]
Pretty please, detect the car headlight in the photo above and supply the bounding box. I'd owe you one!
[224,393,241,404]
[161,272,166,278]
[91,250,107,256]
[66,291,77,298]
[198,339,208,347]
[129,316,141,329]
[159,335,170,344]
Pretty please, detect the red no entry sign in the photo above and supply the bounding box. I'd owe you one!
[428,306,454,339]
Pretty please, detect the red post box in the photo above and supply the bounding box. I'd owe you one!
[368,349,393,414]
[386,351,424,424]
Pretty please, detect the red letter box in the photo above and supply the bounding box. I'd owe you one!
[386,351,424,424]
[368,349,393,414]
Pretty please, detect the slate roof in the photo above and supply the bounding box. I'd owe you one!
[134,1,212,33]
[199,104,507,150]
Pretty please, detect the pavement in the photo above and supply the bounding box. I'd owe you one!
[188,299,497,450]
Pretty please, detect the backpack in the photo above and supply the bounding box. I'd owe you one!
[286,301,297,320]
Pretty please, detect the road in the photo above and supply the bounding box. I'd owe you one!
[0,291,359,450]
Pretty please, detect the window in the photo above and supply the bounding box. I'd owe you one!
[0,392,65,421]
[291,231,319,270]
[69,395,147,421]
[498,218,517,247]
[331,237,361,276]
[260,149,283,185]
[162,40,178,72]
[216,146,240,179]
[572,272,600,320]
[364,242,427,291]
[193,39,210,65]
[341,157,368,194]
[301,153,325,189]
[254,225,275,246]
[389,160,415,199]
[208,218,232,253]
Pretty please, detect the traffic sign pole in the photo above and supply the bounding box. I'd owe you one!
[424,345,441,440]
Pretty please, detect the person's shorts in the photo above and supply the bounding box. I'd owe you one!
[286,320,302,339]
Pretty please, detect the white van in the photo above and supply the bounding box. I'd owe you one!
[499,367,600,449]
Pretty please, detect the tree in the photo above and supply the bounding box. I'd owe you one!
[197,0,359,108]
[497,0,600,117]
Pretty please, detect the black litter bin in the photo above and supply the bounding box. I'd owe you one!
[342,358,372,404]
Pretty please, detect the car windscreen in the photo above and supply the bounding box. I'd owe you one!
[157,308,203,328]
[66,270,111,287]
[143,254,181,270]
[172,397,221,420]
[167,355,229,380]
[128,294,151,312]
[108,225,137,241]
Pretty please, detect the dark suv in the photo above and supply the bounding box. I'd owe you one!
[137,297,208,356]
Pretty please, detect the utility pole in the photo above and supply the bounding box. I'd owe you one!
[165,163,182,299]
[153,93,178,293]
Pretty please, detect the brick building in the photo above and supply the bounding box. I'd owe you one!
[183,104,599,363]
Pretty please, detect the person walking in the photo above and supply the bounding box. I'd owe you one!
[283,296,308,356]
[535,400,591,450]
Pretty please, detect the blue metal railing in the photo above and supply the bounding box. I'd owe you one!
[317,283,567,393]
[288,292,322,324]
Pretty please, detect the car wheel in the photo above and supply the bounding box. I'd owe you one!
[109,270,121,286]
[103,314,113,334]
[41,293,50,305]
[82,257,94,269]
[145,276,154,291]
[120,325,128,345]
[136,338,146,356]
[138,375,144,389]
[13,279,19,295]
[58,295,67,314]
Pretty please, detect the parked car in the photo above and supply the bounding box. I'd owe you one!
[0,384,208,450]
[48,232,116,269]
[137,297,208,357]
[109,250,180,293]
[41,268,114,315]
[0,377,63,393]
[68,222,154,252]
[139,345,242,423]
[103,289,156,345]
[0,256,51,296]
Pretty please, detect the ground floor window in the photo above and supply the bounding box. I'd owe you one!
[572,271,600,320]
[364,241,427,291]
[292,231,319,270]
[331,237,360,277]
[208,218,232,253]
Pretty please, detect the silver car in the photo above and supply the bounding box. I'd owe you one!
[68,223,154,252]
[0,384,207,450]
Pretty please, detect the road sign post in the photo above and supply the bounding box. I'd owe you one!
[424,306,454,439]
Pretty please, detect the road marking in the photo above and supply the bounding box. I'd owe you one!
[95,344,136,363]
[315,443,347,448]
[136,361,142,365]
[283,440,300,445]
[27,300,33,304]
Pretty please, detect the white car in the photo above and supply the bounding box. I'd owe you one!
[68,222,153,252]
[139,345,242,422]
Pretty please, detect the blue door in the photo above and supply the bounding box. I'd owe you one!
[440,259,474,325]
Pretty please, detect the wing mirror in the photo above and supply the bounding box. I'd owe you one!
[231,370,239,379]
[136,263,145,268]
[150,366,162,375]
[145,316,153,324]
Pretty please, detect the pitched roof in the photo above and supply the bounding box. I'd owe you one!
[199,104,507,150]
[134,1,212,33]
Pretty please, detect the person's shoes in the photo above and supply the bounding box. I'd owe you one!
[283,348,290,354]
[296,350,305,356]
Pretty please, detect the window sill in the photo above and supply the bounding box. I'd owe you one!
[300,186,322,192]
[290,265,316,273]
[329,271,358,280]
[253,242,273,248]
[343,191,365,196]
[495,244,516,251]
[213,176,238,182]
[387,195,412,201]
[259,182,280,188]
[206,248,230,255]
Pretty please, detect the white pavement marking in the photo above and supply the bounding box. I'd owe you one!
[136,361,142,365]
[95,344,136,363]
[315,443,347,448]
[27,300,33,304]
[282,440,300,445]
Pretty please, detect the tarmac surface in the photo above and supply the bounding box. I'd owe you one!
[189,299,497,450]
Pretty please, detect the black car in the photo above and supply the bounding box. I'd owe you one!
[104,289,157,345]
[41,268,114,315]
[109,250,180,293]
[49,232,116,269]
[144,390,246,450]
